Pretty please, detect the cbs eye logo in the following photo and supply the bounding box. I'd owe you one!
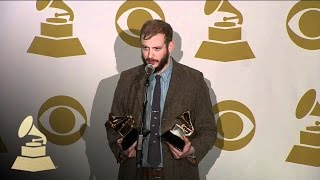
[115,0,165,48]
[213,100,256,151]
[37,96,87,145]
[286,0,320,50]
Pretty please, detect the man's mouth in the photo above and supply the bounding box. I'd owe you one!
[147,59,158,65]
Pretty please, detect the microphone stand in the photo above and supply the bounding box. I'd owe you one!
[136,75,150,180]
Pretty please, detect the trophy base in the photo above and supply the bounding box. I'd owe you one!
[122,128,150,150]
[161,131,185,151]
[27,36,86,58]
[286,145,320,167]
[21,145,46,157]
[195,40,255,62]
[11,156,56,172]
[208,25,241,42]
[122,129,138,151]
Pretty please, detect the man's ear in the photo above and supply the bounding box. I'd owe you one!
[168,41,175,53]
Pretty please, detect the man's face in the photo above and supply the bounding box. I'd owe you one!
[141,33,173,73]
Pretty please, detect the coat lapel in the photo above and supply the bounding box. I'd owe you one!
[162,60,183,131]
[134,66,147,116]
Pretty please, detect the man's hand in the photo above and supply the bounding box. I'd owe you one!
[167,136,195,159]
[117,138,137,158]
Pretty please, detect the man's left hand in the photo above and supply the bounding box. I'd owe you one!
[167,136,195,159]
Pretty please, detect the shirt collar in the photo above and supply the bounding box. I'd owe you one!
[151,57,173,82]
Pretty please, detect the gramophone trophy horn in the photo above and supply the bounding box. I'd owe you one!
[36,0,74,21]
[18,115,47,144]
[11,116,56,172]
[27,0,86,58]
[204,0,243,24]
[296,89,320,119]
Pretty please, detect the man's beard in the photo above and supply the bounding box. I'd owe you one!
[142,48,169,73]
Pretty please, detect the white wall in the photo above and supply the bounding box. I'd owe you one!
[0,1,319,180]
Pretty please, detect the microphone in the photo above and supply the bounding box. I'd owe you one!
[144,64,155,77]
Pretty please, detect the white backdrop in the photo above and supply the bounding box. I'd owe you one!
[0,1,319,180]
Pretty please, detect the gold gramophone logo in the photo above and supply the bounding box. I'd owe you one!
[11,116,56,172]
[286,0,320,50]
[286,89,320,167]
[115,0,165,47]
[37,95,87,145]
[195,0,255,62]
[213,100,256,151]
[0,136,8,153]
[27,0,86,58]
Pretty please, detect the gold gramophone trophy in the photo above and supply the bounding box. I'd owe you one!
[11,116,56,172]
[27,0,86,58]
[195,0,255,62]
[286,89,320,167]
[161,111,195,151]
[108,113,150,150]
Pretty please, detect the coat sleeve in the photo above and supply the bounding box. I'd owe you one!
[189,72,217,164]
[105,72,128,163]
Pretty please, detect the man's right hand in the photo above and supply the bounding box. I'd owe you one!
[117,138,137,158]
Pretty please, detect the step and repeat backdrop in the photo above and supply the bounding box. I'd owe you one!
[0,0,319,180]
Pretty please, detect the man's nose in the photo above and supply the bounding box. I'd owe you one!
[147,50,154,59]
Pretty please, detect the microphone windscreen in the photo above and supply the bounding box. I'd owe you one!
[145,64,155,76]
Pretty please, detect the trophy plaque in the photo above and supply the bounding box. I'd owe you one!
[161,111,195,151]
